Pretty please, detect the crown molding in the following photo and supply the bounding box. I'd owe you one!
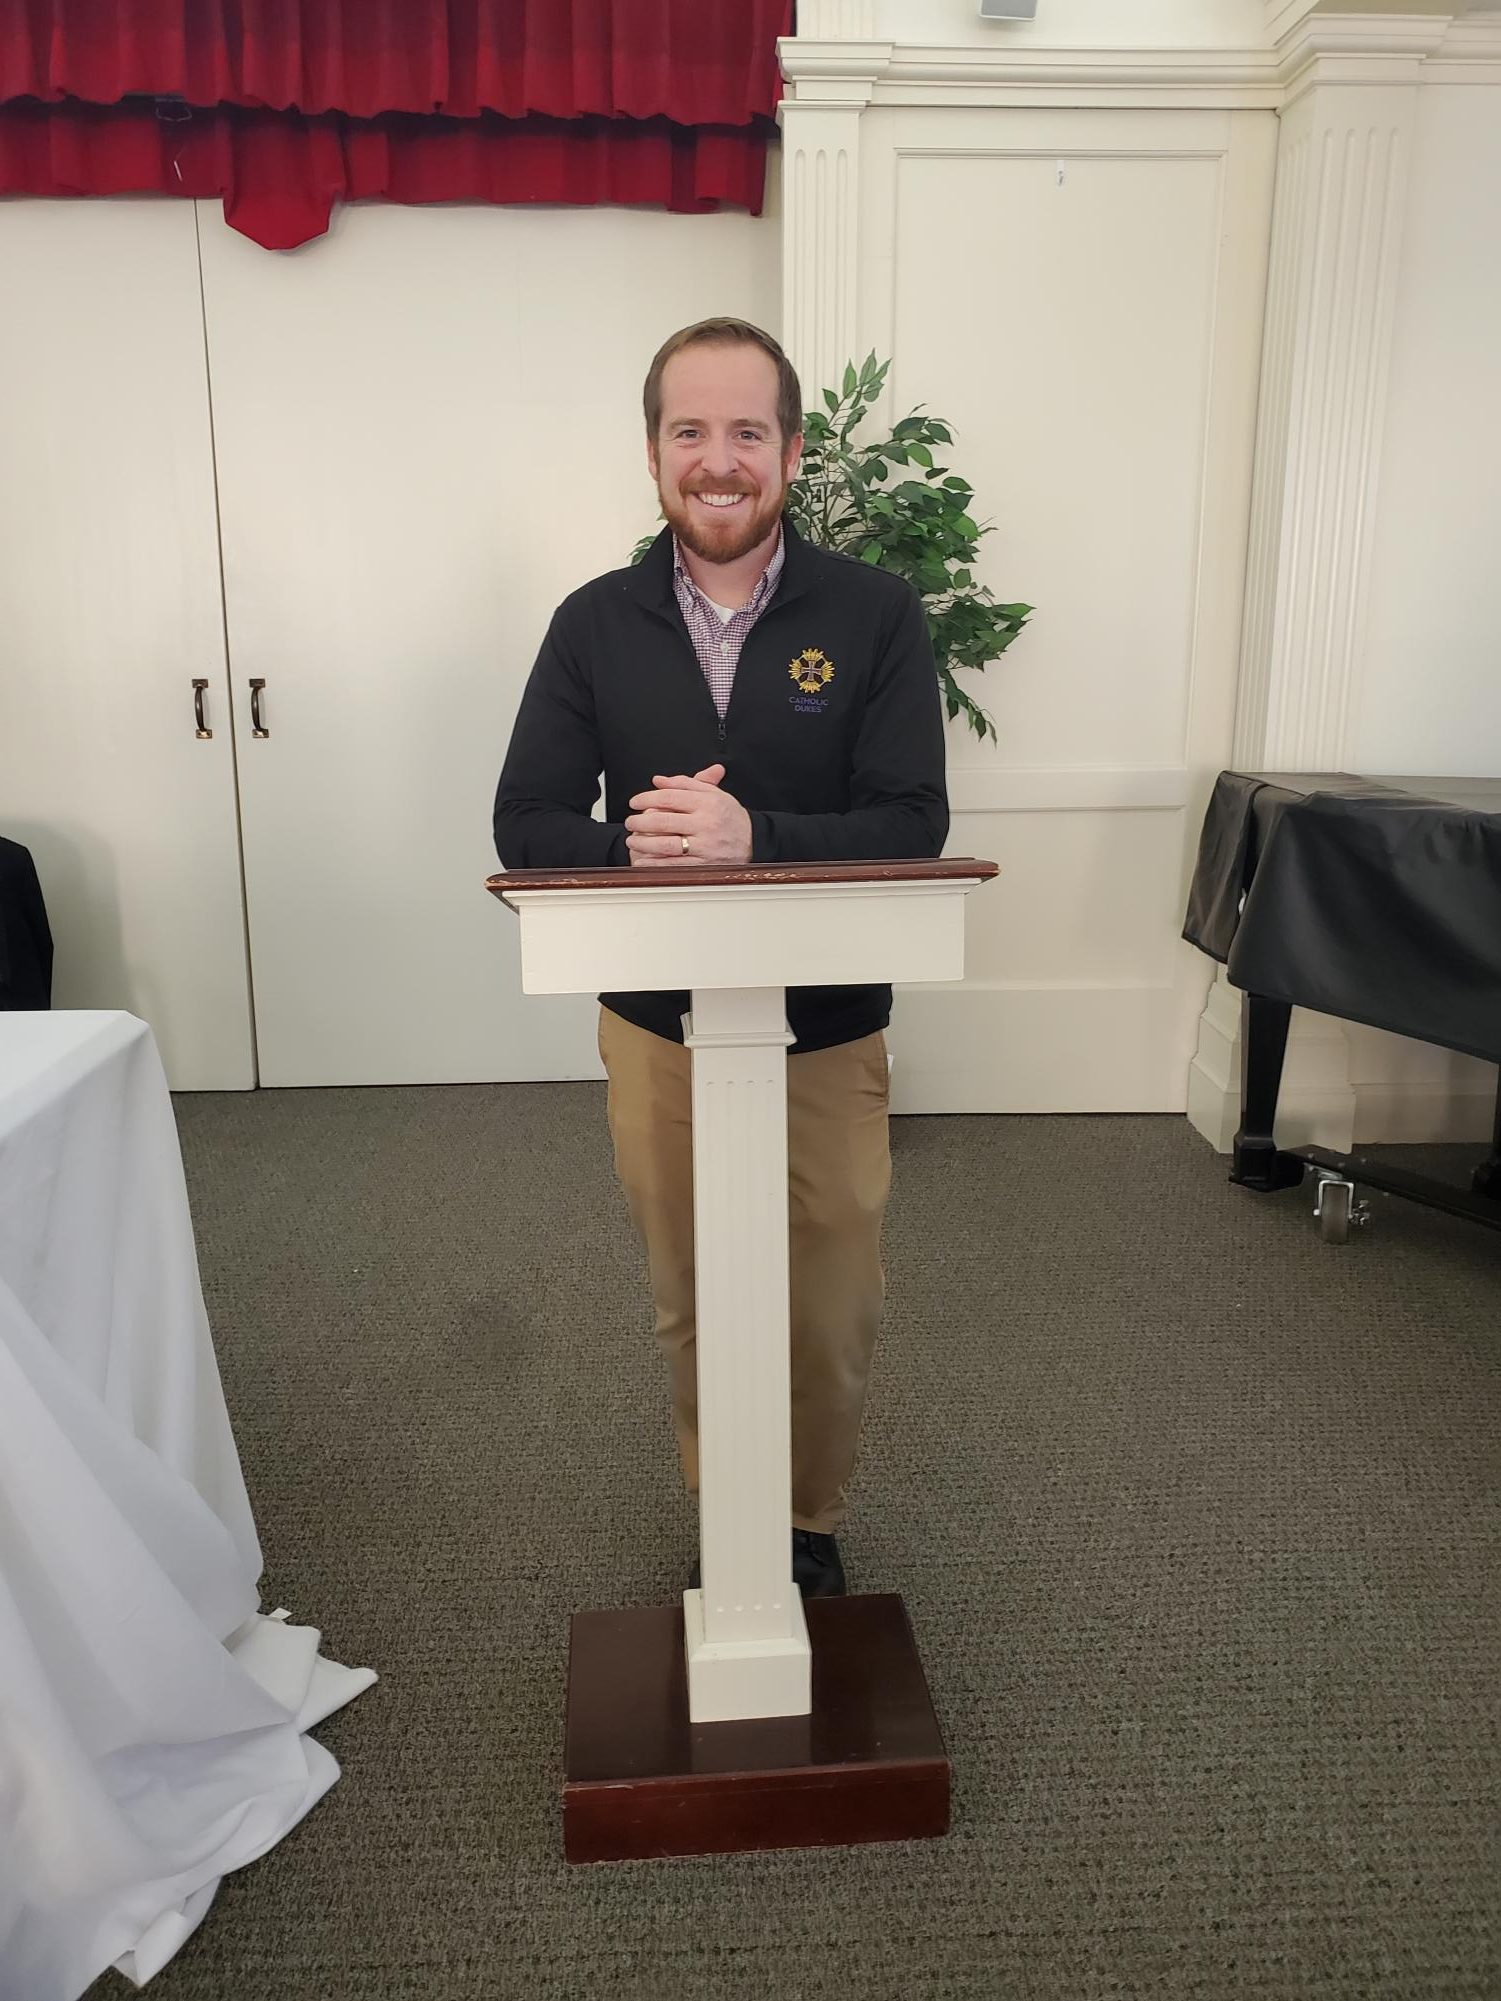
[1439,10,1501,52]
[779,41,1284,108]
[1428,10,1501,78]
[1272,11,1454,105]
[777,41,891,105]
[1264,0,1454,35]
[780,14,1499,109]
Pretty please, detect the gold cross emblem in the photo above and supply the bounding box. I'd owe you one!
[789,647,835,696]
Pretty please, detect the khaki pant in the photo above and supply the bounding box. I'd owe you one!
[598,1007,891,1534]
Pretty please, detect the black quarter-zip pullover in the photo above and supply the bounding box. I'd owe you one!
[493,516,949,1052]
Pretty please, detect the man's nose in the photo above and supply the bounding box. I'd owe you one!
[699,433,740,479]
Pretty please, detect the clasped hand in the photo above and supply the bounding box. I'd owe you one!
[625,763,753,867]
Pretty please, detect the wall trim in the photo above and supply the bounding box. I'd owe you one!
[1427,11,1501,81]
[781,14,1498,111]
[781,41,1284,108]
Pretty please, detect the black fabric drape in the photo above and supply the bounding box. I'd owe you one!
[1185,771,1501,1066]
[0,838,53,1010]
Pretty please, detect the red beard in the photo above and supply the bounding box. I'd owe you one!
[660,479,786,566]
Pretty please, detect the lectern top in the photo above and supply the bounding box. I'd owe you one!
[487,857,998,897]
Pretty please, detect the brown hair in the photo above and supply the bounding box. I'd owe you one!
[643,319,804,446]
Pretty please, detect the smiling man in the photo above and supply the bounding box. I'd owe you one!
[494,319,947,1598]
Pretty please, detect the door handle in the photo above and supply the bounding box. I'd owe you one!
[192,678,212,739]
[249,678,269,738]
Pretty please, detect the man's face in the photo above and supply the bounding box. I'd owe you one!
[648,343,802,567]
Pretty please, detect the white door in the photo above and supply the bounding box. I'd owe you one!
[0,201,254,1090]
[197,199,780,1085]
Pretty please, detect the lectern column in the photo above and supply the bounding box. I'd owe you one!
[681,985,812,1724]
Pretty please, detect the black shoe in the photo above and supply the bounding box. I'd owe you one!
[792,1529,846,1599]
[687,1532,847,1599]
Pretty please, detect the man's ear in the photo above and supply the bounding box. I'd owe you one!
[783,430,804,483]
[646,431,660,481]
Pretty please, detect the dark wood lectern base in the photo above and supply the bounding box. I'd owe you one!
[563,1593,949,1863]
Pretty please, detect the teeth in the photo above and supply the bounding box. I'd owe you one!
[696,493,746,508]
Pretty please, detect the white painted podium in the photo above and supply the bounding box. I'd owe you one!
[488,857,997,1861]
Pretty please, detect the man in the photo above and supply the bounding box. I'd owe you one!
[494,318,947,1597]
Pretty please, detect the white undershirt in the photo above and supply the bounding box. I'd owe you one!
[702,596,739,625]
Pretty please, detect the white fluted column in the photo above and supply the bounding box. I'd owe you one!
[778,101,867,402]
[1189,13,1447,1152]
[1233,42,1440,769]
[776,0,881,400]
[792,0,875,37]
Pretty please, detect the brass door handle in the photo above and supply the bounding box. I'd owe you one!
[249,678,269,738]
[192,678,212,739]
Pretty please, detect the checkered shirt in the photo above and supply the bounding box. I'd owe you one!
[671,530,786,719]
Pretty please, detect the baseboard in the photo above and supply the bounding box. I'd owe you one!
[1186,973,1499,1152]
[1350,1083,1498,1146]
[887,983,1194,1113]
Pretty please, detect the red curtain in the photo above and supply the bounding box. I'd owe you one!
[0,1,789,247]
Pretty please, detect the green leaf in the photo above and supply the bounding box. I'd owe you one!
[997,603,1033,619]
[842,361,858,397]
[823,388,839,413]
[908,443,934,469]
[861,542,883,564]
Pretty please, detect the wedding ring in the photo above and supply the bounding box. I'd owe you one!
[681,835,691,855]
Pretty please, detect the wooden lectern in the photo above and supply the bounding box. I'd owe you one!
[487,857,997,1862]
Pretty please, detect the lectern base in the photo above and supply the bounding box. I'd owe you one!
[563,1593,949,1863]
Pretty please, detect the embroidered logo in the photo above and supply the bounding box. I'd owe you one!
[789,647,835,712]
[789,647,834,695]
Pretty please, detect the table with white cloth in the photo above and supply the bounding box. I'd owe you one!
[0,1012,375,2001]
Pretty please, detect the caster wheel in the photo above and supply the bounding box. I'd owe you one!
[1314,1176,1369,1244]
[1320,1176,1360,1240]
[1317,1179,1353,1244]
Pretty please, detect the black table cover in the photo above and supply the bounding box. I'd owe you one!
[1184,772,1501,1066]
[0,837,53,1010]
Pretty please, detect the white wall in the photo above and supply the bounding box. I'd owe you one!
[1351,81,1501,777]
[869,1,1270,46]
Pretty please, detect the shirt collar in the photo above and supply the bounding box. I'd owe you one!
[673,524,785,613]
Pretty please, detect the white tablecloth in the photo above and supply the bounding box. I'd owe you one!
[0,1013,375,2000]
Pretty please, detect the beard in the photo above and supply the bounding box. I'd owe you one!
[660,475,787,567]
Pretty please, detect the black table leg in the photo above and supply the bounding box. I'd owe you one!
[1231,992,1304,1191]
[1472,1072,1501,1200]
